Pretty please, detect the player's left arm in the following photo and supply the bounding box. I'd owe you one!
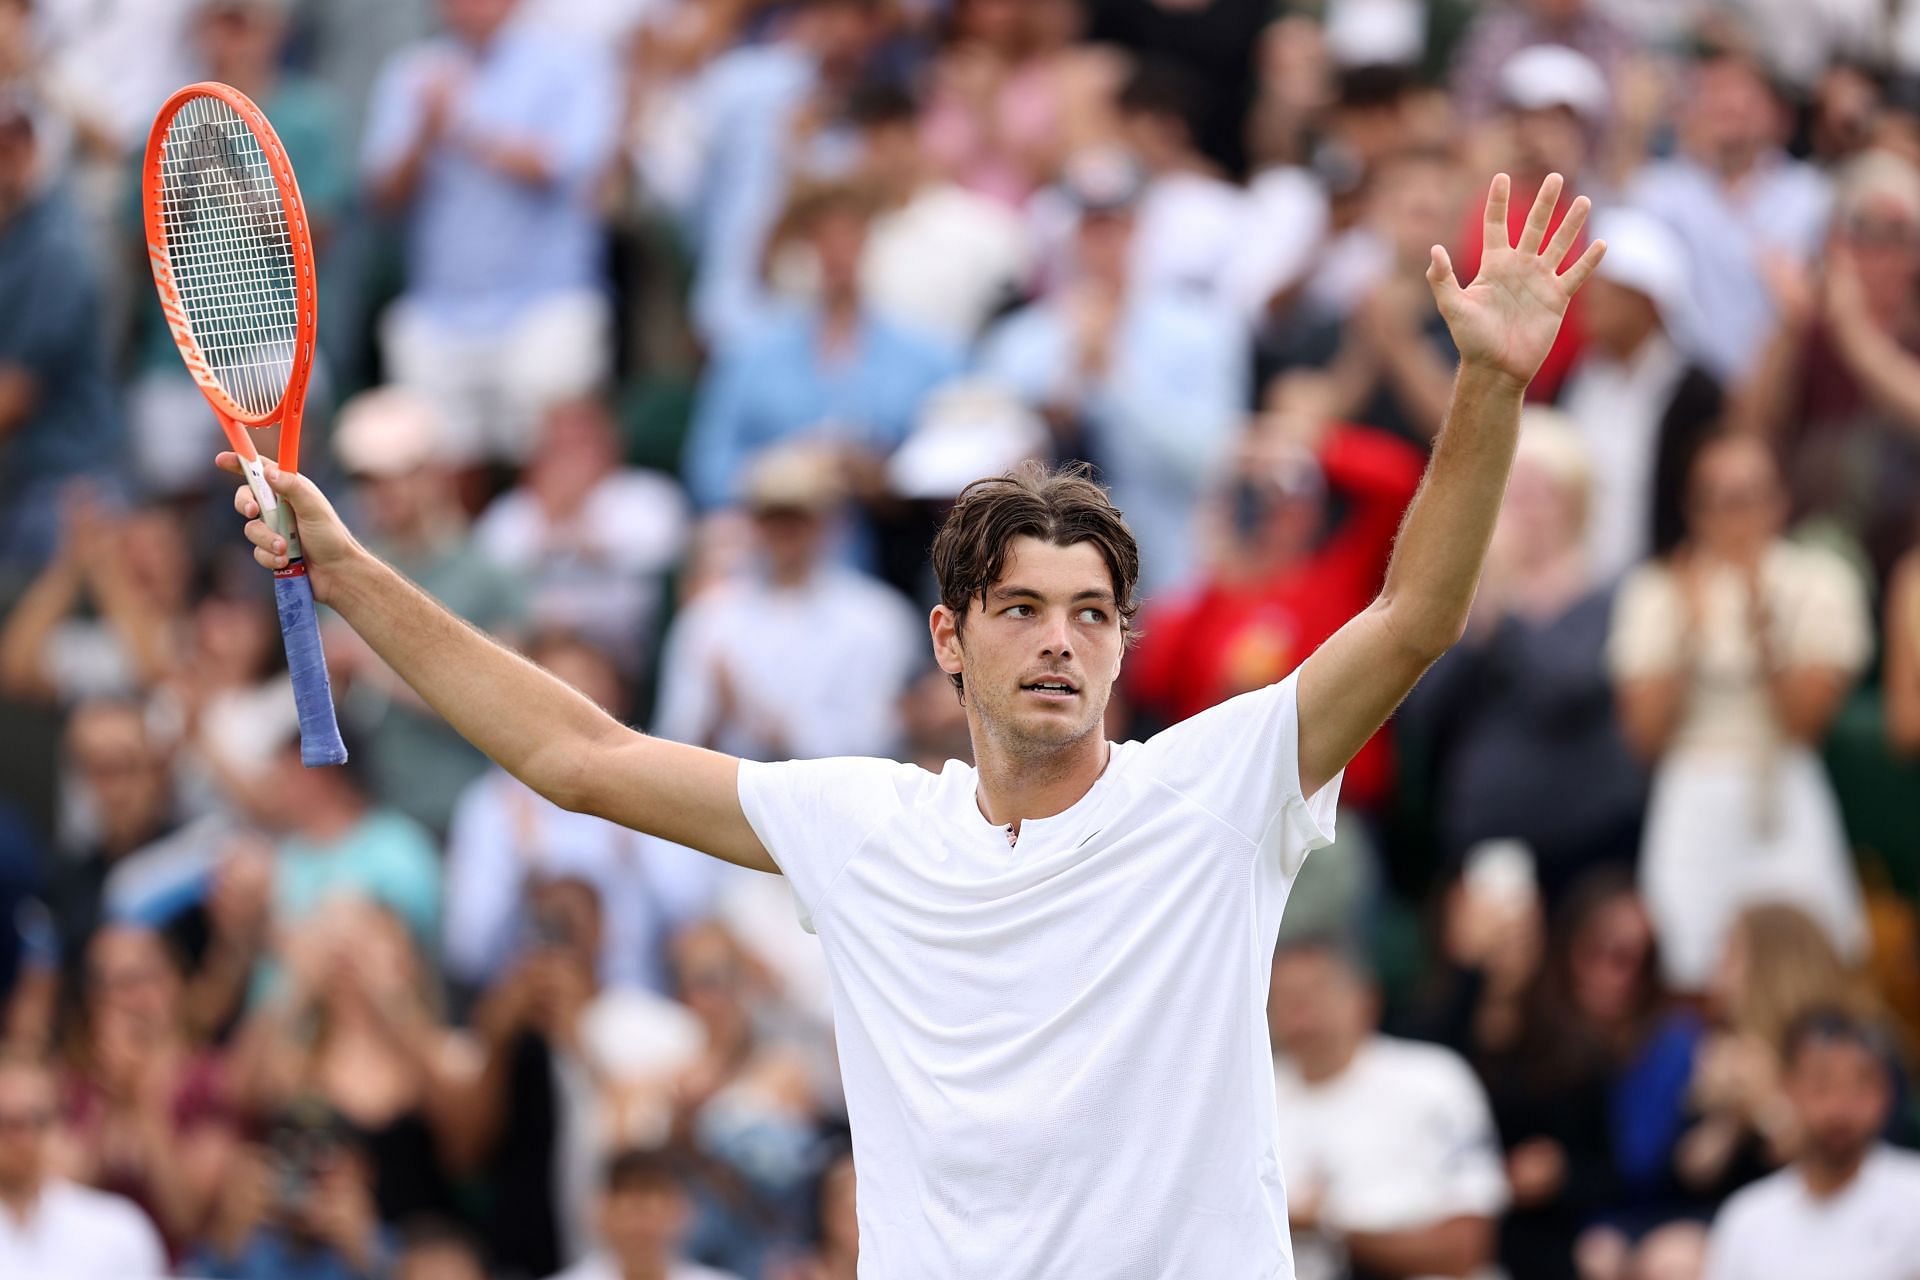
[1296,173,1606,797]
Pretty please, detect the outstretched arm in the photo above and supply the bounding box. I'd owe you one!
[1297,174,1605,796]
[221,455,775,873]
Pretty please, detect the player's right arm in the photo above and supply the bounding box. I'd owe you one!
[220,453,777,874]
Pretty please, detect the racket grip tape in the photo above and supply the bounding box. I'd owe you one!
[273,565,348,767]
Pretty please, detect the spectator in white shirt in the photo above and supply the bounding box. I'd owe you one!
[1558,208,1725,581]
[474,399,690,682]
[1704,1008,1920,1280]
[443,630,719,996]
[848,81,1033,349]
[0,1050,166,1280]
[1269,937,1507,1280]
[1116,58,1251,306]
[544,1148,741,1280]
[654,442,923,761]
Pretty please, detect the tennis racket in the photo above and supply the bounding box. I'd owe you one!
[143,82,346,767]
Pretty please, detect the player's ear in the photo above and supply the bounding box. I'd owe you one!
[930,604,964,680]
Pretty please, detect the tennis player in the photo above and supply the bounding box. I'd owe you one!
[224,173,1603,1278]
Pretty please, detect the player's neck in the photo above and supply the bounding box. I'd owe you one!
[971,728,1111,837]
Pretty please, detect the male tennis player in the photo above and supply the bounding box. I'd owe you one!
[224,174,1603,1278]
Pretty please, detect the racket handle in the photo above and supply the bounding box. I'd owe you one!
[273,565,348,767]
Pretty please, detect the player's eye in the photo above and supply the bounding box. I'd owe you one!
[1004,604,1034,618]
[1079,608,1107,624]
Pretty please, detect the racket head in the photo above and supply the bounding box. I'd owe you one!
[143,82,319,472]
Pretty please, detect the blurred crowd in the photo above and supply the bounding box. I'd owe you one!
[2,0,1920,1277]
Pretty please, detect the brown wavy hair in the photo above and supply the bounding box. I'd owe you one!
[930,461,1141,694]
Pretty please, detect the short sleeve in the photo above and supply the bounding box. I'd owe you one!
[1134,671,1340,864]
[1779,551,1871,676]
[1701,1187,1765,1280]
[737,756,916,931]
[1422,1054,1512,1220]
[1608,563,1684,679]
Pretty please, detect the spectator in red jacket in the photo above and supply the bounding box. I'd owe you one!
[1129,375,1424,812]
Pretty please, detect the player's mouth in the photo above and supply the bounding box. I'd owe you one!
[1020,677,1079,702]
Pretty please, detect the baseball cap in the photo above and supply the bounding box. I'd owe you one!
[1499,44,1610,125]
[1588,208,1691,332]
[332,387,444,478]
[743,441,846,513]
[1057,146,1148,217]
[888,381,1049,501]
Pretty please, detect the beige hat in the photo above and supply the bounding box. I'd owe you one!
[743,441,846,512]
[332,387,444,478]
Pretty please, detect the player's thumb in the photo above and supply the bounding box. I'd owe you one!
[259,459,315,509]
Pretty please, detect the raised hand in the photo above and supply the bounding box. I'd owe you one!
[218,452,362,605]
[1426,173,1606,389]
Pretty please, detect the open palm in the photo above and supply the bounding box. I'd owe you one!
[1428,173,1606,388]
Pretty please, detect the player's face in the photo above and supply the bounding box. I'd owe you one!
[938,537,1123,757]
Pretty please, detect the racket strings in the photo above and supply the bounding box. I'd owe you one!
[155,94,302,418]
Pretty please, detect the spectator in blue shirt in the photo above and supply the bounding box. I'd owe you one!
[363,0,621,464]
[980,147,1249,596]
[0,93,123,569]
[682,179,962,512]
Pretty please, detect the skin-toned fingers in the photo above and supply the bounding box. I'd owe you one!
[1426,244,1461,303]
[233,485,260,519]
[1483,173,1512,253]
[1543,194,1590,269]
[244,517,286,559]
[1518,172,1564,255]
[1559,238,1608,296]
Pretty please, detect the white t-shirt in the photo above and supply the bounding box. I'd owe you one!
[0,1179,167,1279]
[1704,1146,1920,1280]
[547,1253,741,1280]
[738,673,1342,1279]
[1272,1037,1510,1280]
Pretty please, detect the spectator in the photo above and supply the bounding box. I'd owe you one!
[1130,379,1423,815]
[688,0,891,345]
[466,875,706,1278]
[1400,411,1646,896]
[443,630,719,997]
[364,0,621,463]
[849,80,1033,349]
[128,0,348,496]
[1702,1009,1920,1280]
[1675,903,1886,1209]
[980,147,1248,593]
[325,388,525,833]
[920,0,1120,208]
[1743,150,1920,588]
[229,897,469,1230]
[60,924,236,1260]
[41,700,185,973]
[0,496,194,706]
[1085,0,1279,178]
[1269,937,1507,1280]
[1609,433,1872,990]
[1891,540,1920,755]
[186,1106,394,1280]
[473,399,690,682]
[1261,147,1464,448]
[0,92,123,569]
[685,180,962,513]
[1408,870,1675,1278]
[1450,0,1638,129]
[1558,209,1723,578]
[1630,46,1831,383]
[546,1147,743,1280]
[669,922,827,1280]
[0,1049,166,1278]
[259,739,442,957]
[1111,57,1250,305]
[655,443,923,761]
